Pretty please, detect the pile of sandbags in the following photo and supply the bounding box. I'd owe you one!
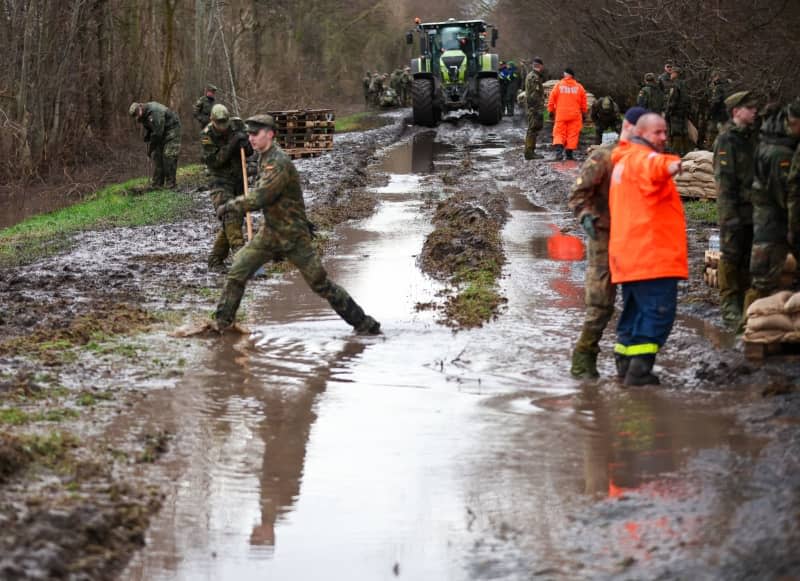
[744,290,800,343]
[676,150,716,200]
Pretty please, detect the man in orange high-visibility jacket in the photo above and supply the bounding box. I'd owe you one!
[547,67,588,161]
[608,113,686,386]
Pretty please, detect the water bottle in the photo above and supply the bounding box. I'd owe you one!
[708,230,720,252]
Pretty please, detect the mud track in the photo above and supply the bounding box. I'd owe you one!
[0,110,798,580]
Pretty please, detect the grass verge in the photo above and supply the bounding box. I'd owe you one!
[335,111,390,133]
[683,199,718,225]
[0,166,203,268]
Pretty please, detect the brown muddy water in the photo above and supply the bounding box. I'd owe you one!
[122,122,765,580]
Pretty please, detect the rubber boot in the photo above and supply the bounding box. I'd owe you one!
[565,149,575,160]
[214,279,246,331]
[553,145,564,161]
[570,350,599,379]
[624,355,660,386]
[718,259,743,327]
[614,353,630,379]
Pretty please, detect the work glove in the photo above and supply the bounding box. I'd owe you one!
[581,214,598,240]
[216,202,230,220]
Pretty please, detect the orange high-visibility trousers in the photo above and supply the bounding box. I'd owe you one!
[552,117,583,149]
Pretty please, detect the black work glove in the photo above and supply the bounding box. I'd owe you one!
[581,214,598,240]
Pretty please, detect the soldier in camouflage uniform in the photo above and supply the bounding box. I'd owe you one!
[589,96,621,145]
[665,66,692,156]
[567,107,646,378]
[369,73,384,108]
[705,71,732,149]
[201,104,253,272]
[788,100,800,274]
[400,67,413,106]
[712,91,759,327]
[212,115,381,335]
[524,57,546,160]
[129,101,181,189]
[362,72,372,107]
[743,101,800,313]
[193,84,217,129]
[636,73,665,115]
[657,61,673,96]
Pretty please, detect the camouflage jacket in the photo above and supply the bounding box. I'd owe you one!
[229,143,311,241]
[658,72,672,95]
[708,79,732,124]
[193,96,215,127]
[524,70,545,111]
[567,141,615,229]
[752,110,798,244]
[789,144,800,254]
[636,82,664,114]
[139,102,180,143]
[666,79,691,118]
[713,123,756,225]
[362,74,372,91]
[590,97,620,127]
[200,118,252,188]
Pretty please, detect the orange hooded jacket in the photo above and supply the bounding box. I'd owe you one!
[608,139,688,283]
[547,77,587,121]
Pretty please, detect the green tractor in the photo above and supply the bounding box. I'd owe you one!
[405,18,502,126]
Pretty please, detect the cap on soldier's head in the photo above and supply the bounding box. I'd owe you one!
[644,72,656,82]
[671,65,682,74]
[725,91,758,111]
[128,102,141,117]
[624,106,648,125]
[245,114,277,133]
[206,83,218,92]
[533,57,544,65]
[564,67,575,76]
[210,104,230,124]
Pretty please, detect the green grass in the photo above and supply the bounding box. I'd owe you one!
[0,169,200,267]
[684,199,718,224]
[335,112,387,133]
[446,267,506,328]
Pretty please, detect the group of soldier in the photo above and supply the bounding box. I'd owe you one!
[127,83,381,336]
[562,67,800,383]
[363,68,412,109]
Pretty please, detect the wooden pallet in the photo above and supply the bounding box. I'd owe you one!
[744,340,800,361]
[268,109,335,158]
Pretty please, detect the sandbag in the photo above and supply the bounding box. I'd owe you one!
[784,290,800,313]
[746,313,796,333]
[743,329,786,343]
[746,290,793,317]
[684,150,714,163]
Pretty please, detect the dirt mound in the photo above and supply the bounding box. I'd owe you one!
[0,433,30,483]
[421,191,509,280]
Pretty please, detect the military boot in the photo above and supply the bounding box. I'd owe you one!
[570,350,599,379]
[565,149,575,160]
[333,296,381,335]
[614,353,630,379]
[718,260,743,327]
[624,355,660,386]
[214,279,246,331]
[525,136,544,160]
[552,145,565,161]
[164,158,178,189]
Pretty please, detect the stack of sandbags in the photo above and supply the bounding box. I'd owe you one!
[744,290,800,343]
[675,150,716,200]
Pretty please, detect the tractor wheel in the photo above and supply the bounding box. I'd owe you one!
[478,77,502,125]
[412,78,437,127]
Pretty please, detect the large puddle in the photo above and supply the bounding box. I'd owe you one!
[123,127,762,580]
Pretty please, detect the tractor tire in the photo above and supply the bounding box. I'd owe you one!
[477,77,502,125]
[412,78,437,127]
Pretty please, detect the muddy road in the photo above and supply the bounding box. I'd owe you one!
[1,111,800,580]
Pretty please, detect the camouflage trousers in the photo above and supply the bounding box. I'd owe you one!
[525,109,544,159]
[209,185,245,268]
[574,228,616,354]
[750,240,789,294]
[150,125,181,188]
[718,222,752,320]
[215,227,371,330]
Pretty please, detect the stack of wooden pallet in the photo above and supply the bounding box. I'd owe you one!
[268,109,335,159]
[705,251,797,290]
